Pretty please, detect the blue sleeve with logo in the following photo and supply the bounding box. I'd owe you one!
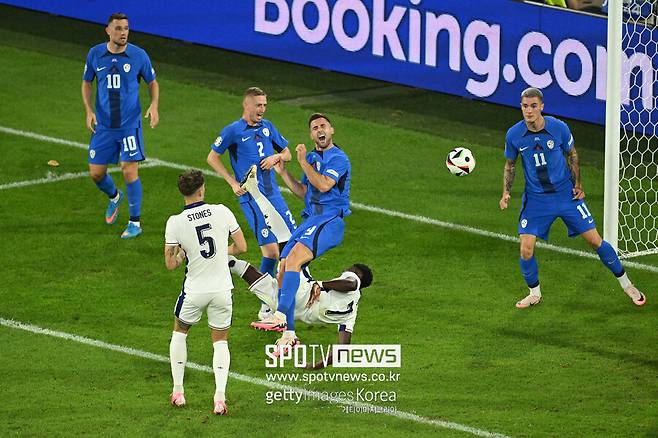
[138,50,156,83]
[83,49,96,82]
[268,122,289,153]
[560,120,574,153]
[212,125,234,154]
[504,129,518,160]
[322,153,349,183]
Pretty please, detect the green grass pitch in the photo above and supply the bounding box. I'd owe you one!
[0,5,656,437]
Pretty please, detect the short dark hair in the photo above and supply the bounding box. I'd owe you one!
[107,12,128,25]
[308,112,331,127]
[521,87,543,102]
[244,87,266,98]
[178,169,204,197]
[352,264,373,289]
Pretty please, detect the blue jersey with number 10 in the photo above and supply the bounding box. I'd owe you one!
[504,116,574,195]
[83,43,156,130]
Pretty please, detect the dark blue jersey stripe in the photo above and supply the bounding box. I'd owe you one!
[262,168,273,196]
[536,165,555,193]
[109,88,121,128]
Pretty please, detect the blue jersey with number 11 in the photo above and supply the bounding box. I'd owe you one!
[504,116,574,195]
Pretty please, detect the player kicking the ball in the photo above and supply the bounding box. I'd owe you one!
[164,170,247,414]
[228,256,372,368]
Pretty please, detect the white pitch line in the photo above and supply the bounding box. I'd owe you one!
[0,161,160,191]
[1,125,657,273]
[0,317,510,438]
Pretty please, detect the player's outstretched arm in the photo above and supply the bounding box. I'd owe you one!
[500,158,516,210]
[207,150,247,196]
[308,331,352,370]
[567,147,585,200]
[164,244,184,270]
[228,228,247,255]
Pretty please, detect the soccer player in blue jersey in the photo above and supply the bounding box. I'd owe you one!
[207,88,296,286]
[500,87,646,309]
[251,113,351,351]
[81,12,159,239]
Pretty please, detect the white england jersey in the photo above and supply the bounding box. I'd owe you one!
[296,271,361,333]
[165,202,240,294]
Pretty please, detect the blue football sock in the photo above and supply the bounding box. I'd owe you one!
[277,271,300,331]
[597,240,624,277]
[260,257,277,277]
[95,174,117,198]
[520,256,539,288]
[126,178,142,222]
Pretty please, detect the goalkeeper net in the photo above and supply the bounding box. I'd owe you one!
[615,0,658,258]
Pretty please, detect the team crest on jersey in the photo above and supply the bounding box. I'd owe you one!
[547,140,555,149]
[89,149,96,159]
[262,128,270,137]
[123,63,131,73]
[521,219,528,228]
[261,228,269,238]
[214,136,222,147]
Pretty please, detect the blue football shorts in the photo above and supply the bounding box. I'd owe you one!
[280,213,345,259]
[518,190,596,240]
[88,126,145,165]
[240,195,296,246]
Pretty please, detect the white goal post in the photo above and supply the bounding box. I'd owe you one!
[604,0,658,258]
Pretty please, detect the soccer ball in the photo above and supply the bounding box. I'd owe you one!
[446,147,476,176]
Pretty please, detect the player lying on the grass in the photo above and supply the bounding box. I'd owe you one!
[228,255,372,369]
[164,169,247,415]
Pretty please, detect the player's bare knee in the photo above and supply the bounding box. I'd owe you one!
[121,162,139,182]
[173,318,191,333]
[261,242,279,259]
[89,168,105,182]
[211,328,229,343]
[520,246,534,260]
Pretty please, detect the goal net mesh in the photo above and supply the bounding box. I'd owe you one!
[618,0,658,257]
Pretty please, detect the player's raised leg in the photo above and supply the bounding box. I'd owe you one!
[580,229,646,306]
[169,317,189,407]
[516,234,542,309]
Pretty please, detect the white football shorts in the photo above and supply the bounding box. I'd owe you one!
[173,290,232,330]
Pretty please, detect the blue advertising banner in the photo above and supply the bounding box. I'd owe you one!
[3,0,657,129]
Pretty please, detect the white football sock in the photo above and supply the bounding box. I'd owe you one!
[529,284,541,297]
[228,257,249,277]
[129,220,141,227]
[213,340,230,402]
[111,191,121,203]
[169,331,187,393]
[617,272,632,289]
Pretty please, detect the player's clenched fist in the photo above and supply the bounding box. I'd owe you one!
[295,143,307,163]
